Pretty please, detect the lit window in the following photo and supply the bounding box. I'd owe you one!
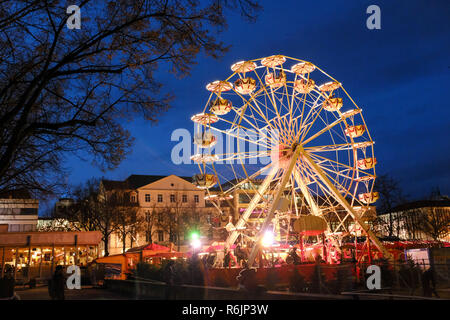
[182,195,188,203]
[131,195,136,202]
[157,194,163,202]
[194,195,199,203]
[145,194,151,202]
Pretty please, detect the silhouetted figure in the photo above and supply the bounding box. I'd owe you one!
[206,253,216,268]
[288,247,301,265]
[163,260,175,286]
[237,263,266,296]
[235,245,248,267]
[188,254,204,285]
[0,265,18,300]
[223,251,232,268]
[49,266,65,300]
[422,267,439,298]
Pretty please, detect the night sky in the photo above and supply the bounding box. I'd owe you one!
[64,1,450,203]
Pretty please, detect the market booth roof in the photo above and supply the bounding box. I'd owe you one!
[126,243,171,253]
[0,231,102,247]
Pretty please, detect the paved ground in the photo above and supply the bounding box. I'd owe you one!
[14,284,450,300]
[16,285,129,300]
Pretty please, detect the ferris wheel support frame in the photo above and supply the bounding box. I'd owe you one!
[247,145,303,268]
[299,146,393,261]
[293,169,321,217]
[224,165,279,251]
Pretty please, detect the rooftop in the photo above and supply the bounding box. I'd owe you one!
[101,174,193,191]
[388,199,450,213]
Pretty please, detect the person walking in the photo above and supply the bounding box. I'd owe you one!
[0,265,19,300]
[163,260,175,299]
[422,267,440,298]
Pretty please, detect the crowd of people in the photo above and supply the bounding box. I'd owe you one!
[206,246,311,269]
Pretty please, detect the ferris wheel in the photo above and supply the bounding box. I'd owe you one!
[190,55,391,266]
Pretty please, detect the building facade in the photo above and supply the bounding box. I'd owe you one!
[374,200,450,242]
[0,230,101,281]
[0,190,39,232]
[101,175,221,255]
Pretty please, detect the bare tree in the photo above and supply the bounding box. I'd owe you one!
[157,192,203,251]
[55,178,118,256]
[375,174,407,236]
[111,190,143,253]
[0,0,261,197]
[414,208,450,242]
[142,204,159,244]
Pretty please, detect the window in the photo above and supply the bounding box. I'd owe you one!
[157,230,164,242]
[130,194,136,202]
[145,211,151,222]
[170,194,176,203]
[20,208,38,215]
[145,194,151,202]
[182,195,188,203]
[23,224,34,232]
[157,194,163,202]
[145,231,152,242]
[194,195,199,203]
[8,224,19,232]
[157,213,163,223]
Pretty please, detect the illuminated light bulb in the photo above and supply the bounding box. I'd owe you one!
[191,238,202,250]
[261,230,274,247]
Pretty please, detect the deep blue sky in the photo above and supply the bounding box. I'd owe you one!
[64,0,450,202]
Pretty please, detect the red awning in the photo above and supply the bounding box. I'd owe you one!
[126,243,171,253]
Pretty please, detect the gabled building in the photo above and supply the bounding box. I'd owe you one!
[100,174,219,255]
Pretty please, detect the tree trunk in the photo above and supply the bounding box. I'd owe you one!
[388,212,393,237]
[103,235,109,257]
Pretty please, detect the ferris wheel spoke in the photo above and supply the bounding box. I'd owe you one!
[208,125,272,150]
[298,94,324,141]
[214,116,274,147]
[301,115,347,145]
[304,142,355,153]
[252,68,281,120]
